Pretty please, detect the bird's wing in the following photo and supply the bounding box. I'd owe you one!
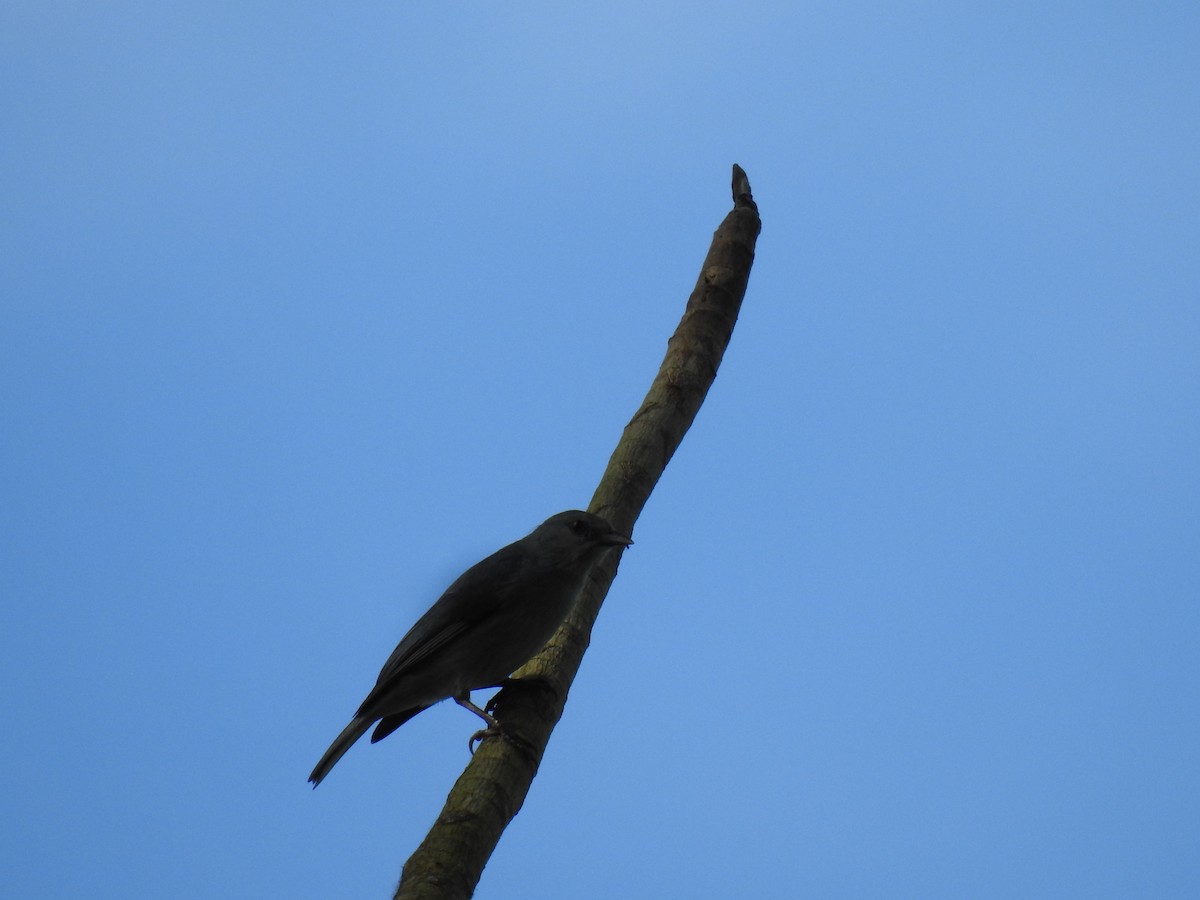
[367,540,529,688]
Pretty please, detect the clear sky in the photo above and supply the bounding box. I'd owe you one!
[3,3,1198,898]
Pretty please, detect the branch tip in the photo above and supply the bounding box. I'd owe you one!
[731,164,754,207]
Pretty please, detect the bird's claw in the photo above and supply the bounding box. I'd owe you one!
[468,726,502,754]
[467,724,538,759]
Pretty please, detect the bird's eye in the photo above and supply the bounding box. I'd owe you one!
[570,518,588,534]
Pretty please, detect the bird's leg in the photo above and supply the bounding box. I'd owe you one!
[483,678,517,717]
[455,691,501,729]
[455,692,504,754]
[457,689,539,759]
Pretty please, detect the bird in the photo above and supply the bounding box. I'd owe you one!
[308,509,632,786]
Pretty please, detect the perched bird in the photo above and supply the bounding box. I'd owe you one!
[309,509,632,786]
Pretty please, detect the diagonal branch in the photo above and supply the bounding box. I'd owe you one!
[394,165,761,900]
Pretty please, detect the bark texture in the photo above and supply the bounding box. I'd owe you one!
[394,165,761,899]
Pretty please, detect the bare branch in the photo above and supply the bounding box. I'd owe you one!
[394,166,761,900]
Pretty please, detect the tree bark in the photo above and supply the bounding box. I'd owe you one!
[394,165,761,899]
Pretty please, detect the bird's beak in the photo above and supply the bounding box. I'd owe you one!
[601,531,633,548]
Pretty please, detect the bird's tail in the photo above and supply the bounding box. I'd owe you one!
[309,716,373,787]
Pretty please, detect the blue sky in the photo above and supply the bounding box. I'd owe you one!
[3,3,1198,898]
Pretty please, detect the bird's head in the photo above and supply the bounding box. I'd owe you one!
[530,510,632,566]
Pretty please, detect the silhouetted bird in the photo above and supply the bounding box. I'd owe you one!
[309,510,632,786]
